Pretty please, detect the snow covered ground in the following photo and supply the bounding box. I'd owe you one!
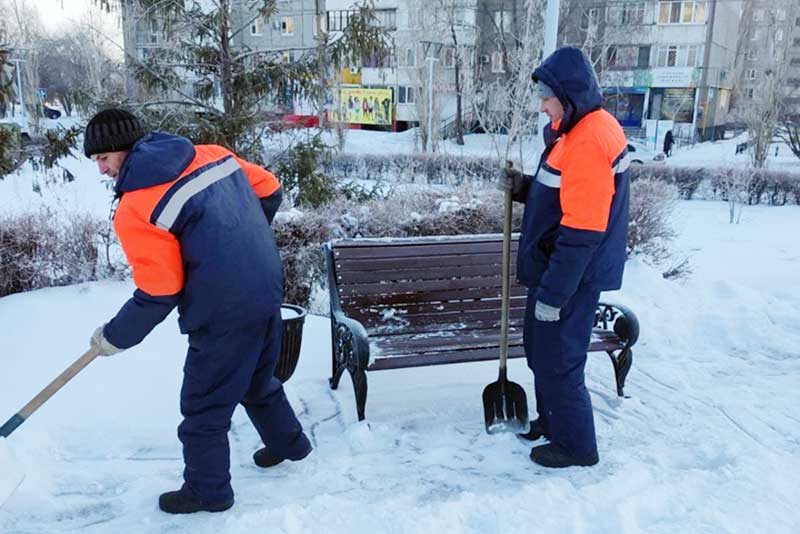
[1,200,799,533]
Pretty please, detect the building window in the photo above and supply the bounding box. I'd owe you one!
[374,9,397,29]
[606,46,618,67]
[444,47,456,69]
[656,44,701,67]
[281,17,294,36]
[327,10,354,32]
[751,29,760,41]
[398,86,416,104]
[745,87,754,98]
[135,16,160,45]
[250,16,262,35]
[776,30,784,42]
[753,9,763,22]
[747,50,758,61]
[622,3,645,24]
[791,57,800,66]
[658,1,706,24]
[794,38,800,48]
[491,51,505,73]
[399,48,416,68]
[638,46,651,68]
[494,10,513,32]
[454,8,475,26]
[776,9,786,22]
[745,68,756,80]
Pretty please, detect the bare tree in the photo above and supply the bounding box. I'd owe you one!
[473,0,545,171]
[430,0,478,145]
[38,21,124,116]
[6,0,44,127]
[778,112,800,161]
[717,167,756,224]
[729,0,794,168]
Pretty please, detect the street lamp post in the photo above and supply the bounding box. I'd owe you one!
[420,40,443,152]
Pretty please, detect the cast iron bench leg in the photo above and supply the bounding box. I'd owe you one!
[607,347,633,397]
[350,367,368,421]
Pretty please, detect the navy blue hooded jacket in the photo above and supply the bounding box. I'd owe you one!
[515,46,630,307]
[103,133,283,348]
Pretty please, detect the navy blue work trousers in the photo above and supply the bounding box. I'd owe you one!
[178,313,305,503]
[523,285,600,460]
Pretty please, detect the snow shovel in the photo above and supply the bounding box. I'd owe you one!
[483,163,530,434]
[0,346,100,507]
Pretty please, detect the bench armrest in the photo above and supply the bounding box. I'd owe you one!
[324,241,371,369]
[596,302,640,348]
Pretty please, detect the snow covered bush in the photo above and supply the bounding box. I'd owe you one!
[322,153,501,186]
[627,176,680,265]
[631,165,800,205]
[0,209,120,297]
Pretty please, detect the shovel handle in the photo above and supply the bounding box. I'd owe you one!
[0,346,100,438]
[499,179,514,375]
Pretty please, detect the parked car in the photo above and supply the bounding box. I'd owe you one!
[43,105,62,119]
[627,140,665,165]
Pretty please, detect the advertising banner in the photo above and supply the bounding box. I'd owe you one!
[333,88,393,125]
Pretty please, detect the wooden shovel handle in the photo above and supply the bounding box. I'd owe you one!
[499,183,513,375]
[1,347,100,438]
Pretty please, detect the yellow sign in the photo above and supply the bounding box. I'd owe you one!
[340,68,361,85]
[333,88,393,126]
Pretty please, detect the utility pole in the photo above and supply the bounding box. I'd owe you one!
[698,0,717,141]
[421,40,443,152]
[538,0,560,136]
[10,57,25,120]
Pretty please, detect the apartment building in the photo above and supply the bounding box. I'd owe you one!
[731,1,800,119]
[559,0,742,143]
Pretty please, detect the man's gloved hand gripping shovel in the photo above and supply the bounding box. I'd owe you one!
[0,346,101,507]
[483,162,530,434]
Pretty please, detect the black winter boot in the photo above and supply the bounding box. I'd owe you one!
[530,443,599,468]
[158,487,234,514]
[518,418,550,441]
[254,432,313,468]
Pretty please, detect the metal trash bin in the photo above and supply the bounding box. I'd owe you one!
[275,304,307,383]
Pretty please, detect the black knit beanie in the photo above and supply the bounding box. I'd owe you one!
[83,109,146,157]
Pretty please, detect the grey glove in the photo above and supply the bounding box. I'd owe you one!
[497,166,525,196]
[90,325,124,356]
[534,301,560,322]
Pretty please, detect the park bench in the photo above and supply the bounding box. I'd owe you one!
[324,234,640,421]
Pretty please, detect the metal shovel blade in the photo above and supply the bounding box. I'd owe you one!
[482,378,530,434]
[0,437,25,508]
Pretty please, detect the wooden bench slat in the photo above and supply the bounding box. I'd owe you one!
[342,296,527,319]
[360,309,526,334]
[337,263,517,284]
[335,252,515,273]
[371,329,622,361]
[340,285,528,307]
[372,329,524,355]
[340,275,512,297]
[368,345,528,370]
[334,240,516,260]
